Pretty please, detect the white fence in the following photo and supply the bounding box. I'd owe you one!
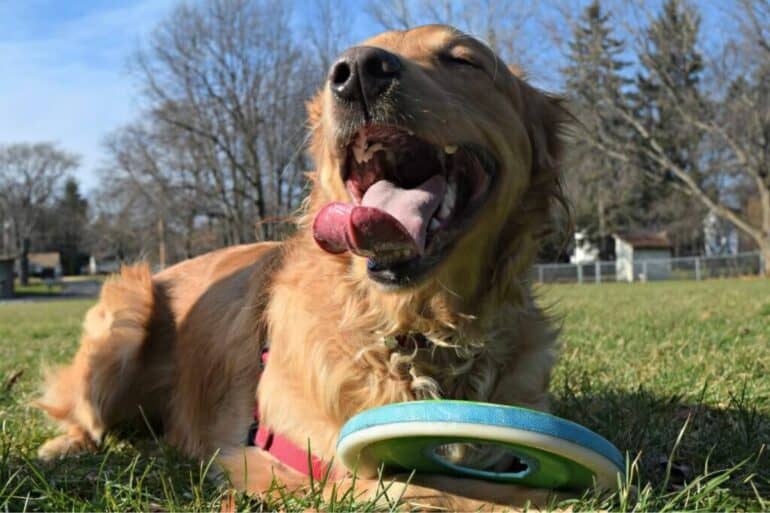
[533,252,763,284]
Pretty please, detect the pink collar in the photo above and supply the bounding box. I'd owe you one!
[253,334,426,480]
[253,424,333,480]
[253,350,335,481]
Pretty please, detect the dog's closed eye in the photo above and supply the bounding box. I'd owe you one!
[441,53,480,68]
[439,47,484,70]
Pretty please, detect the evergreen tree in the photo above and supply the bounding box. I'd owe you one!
[561,0,635,258]
[632,0,706,254]
[46,178,89,274]
[637,0,703,172]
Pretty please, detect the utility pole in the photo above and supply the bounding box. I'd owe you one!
[1,220,11,255]
[158,217,167,270]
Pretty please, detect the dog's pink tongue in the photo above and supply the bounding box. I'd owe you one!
[359,176,446,253]
[312,175,446,261]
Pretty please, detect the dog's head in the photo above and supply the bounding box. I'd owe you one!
[307,25,566,298]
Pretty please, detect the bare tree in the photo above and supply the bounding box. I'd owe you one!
[0,143,79,284]
[306,0,355,75]
[87,177,159,266]
[368,0,417,30]
[89,143,216,270]
[129,0,314,243]
[560,1,641,258]
[102,121,207,268]
[574,0,770,274]
[366,0,542,76]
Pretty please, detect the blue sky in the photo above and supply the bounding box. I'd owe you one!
[0,0,177,191]
[0,0,733,194]
[0,0,369,192]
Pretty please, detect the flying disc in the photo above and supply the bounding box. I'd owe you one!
[337,400,624,490]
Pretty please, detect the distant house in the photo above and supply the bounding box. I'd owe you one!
[0,256,14,299]
[570,230,600,264]
[87,255,122,275]
[614,232,673,282]
[703,211,739,256]
[27,252,62,279]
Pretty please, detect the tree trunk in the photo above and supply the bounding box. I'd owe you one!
[1,221,11,254]
[157,217,167,270]
[19,237,30,286]
[185,214,194,259]
[597,196,608,257]
[761,239,770,278]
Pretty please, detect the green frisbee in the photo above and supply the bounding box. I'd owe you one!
[337,400,624,490]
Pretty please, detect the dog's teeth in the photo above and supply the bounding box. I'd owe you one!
[430,218,440,230]
[437,181,457,220]
[352,130,367,163]
[354,142,384,164]
[438,201,451,220]
[444,145,458,155]
[353,146,365,164]
[445,182,457,207]
[368,143,383,159]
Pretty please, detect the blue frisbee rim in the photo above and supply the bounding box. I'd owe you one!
[338,400,624,472]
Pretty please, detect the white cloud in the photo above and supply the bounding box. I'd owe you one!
[0,0,177,193]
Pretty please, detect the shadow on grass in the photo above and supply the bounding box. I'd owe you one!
[2,384,767,511]
[551,381,769,508]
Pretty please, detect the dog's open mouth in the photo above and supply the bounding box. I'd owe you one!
[313,125,497,285]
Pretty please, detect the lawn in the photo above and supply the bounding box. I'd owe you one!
[0,279,768,511]
[12,279,63,298]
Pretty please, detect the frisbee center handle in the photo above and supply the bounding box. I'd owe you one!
[429,442,535,479]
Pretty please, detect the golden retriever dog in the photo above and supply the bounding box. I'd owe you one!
[35,25,567,509]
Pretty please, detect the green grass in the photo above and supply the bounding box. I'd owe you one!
[60,275,107,283]
[0,279,768,511]
[543,279,770,511]
[12,279,62,298]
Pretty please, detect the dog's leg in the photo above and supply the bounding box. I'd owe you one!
[216,446,311,498]
[35,264,163,460]
[218,446,560,511]
[385,474,566,511]
[492,342,556,413]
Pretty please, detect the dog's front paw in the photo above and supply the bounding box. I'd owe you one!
[37,428,97,461]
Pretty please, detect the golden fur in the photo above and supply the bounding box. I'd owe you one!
[35,25,568,510]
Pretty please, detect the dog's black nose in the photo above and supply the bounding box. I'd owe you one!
[329,46,401,104]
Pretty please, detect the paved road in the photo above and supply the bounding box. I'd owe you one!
[61,280,102,298]
[0,279,102,304]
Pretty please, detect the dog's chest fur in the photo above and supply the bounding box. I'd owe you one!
[256,248,555,462]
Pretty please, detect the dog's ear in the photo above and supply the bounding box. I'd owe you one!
[490,74,571,292]
[506,65,566,174]
[508,63,527,79]
[511,76,571,242]
[519,82,568,181]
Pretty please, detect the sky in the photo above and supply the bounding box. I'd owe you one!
[0,0,178,192]
[0,0,733,195]
[0,0,369,193]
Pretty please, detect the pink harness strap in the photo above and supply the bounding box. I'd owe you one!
[253,334,426,480]
[253,350,334,481]
[254,424,333,480]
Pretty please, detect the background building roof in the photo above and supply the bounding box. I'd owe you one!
[613,232,672,249]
